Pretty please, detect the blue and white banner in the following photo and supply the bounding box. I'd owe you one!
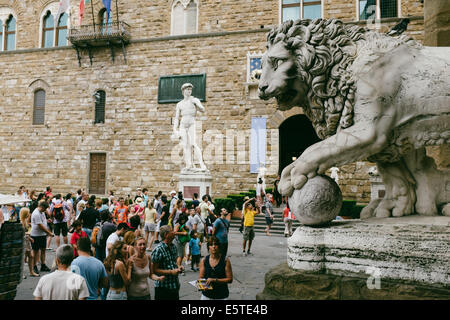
[250,117,266,173]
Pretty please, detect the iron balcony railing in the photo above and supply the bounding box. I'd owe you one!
[68,21,131,45]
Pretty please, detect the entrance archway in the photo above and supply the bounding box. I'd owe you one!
[279,114,321,175]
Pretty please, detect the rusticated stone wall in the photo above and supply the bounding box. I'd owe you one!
[0,0,427,202]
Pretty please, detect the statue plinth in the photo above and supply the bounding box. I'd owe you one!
[257,216,450,299]
[178,168,212,200]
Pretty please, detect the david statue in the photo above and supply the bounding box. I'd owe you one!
[258,18,450,219]
[172,83,208,172]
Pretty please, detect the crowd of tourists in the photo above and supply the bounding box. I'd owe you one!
[0,181,294,300]
[1,186,241,300]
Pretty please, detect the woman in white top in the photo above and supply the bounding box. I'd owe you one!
[143,200,157,251]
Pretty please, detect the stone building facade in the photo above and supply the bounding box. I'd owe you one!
[0,0,429,202]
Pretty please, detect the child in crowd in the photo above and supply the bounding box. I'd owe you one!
[189,231,201,272]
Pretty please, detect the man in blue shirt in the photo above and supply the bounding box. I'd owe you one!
[71,237,108,300]
[212,208,230,257]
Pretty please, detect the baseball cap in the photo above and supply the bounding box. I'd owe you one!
[136,197,143,203]
[170,190,177,195]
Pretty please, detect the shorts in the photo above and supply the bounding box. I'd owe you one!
[155,221,161,233]
[265,217,273,225]
[47,222,54,231]
[144,222,156,233]
[107,290,127,300]
[31,235,47,251]
[174,239,186,258]
[54,222,68,237]
[191,254,201,265]
[243,226,255,241]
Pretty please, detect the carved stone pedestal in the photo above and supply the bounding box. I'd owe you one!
[178,169,212,200]
[257,216,450,300]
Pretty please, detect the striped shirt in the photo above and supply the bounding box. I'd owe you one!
[151,242,180,290]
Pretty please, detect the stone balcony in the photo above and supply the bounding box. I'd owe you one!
[68,21,131,46]
[68,21,131,65]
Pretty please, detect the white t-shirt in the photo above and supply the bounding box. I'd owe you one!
[199,202,209,220]
[33,270,89,300]
[30,208,48,237]
[192,214,205,234]
[105,232,121,258]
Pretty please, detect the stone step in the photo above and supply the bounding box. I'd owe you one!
[229,216,300,235]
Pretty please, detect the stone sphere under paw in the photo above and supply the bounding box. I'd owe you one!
[288,175,342,226]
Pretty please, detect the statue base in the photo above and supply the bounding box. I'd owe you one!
[257,216,450,300]
[178,169,212,200]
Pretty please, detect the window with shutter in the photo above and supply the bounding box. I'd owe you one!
[33,89,45,125]
[158,74,206,104]
[94,90,106,124]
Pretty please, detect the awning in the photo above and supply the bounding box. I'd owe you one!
[0,194,32,206]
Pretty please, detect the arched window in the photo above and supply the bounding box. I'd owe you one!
[33,89,46,125]
[42,11,54,48]
[99,8,113,35]
[5,15,16,51]
[56,13,68,46]
[94,90,106,124]
[0,19,3,51]
[171,0,198,35]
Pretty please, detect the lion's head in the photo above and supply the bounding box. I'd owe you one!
[259,19,366,139]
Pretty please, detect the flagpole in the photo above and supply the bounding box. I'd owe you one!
[90,0,96,33]
[115,0,119,23]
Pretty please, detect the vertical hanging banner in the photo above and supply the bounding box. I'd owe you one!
[79,0,85,26]
[102,0,112,23]
[55,0,70,24]
[250,117,267,173]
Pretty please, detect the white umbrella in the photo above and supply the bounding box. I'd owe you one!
[0,194,32,206]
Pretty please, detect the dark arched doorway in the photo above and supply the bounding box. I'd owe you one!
[279,114,321,175]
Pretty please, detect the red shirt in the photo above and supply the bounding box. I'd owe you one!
[283,207,295,220]
[70,230,87,257]
[114,205,128,224]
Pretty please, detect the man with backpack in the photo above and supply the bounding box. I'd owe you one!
[95,211,116,262]
[212,208,230,257]
[51,194,68,248]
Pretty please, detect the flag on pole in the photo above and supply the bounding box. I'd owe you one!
[79,0,85,26]
[55,0,70,24]
[102,0,112,23]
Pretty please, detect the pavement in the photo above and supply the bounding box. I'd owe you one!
[15,229,289,300]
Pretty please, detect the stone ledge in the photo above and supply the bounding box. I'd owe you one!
[257,263,450,300]
[287,216,450,286]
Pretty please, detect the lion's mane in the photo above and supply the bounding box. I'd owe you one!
[266,18,418,140]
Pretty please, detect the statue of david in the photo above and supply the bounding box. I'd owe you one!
[172,83,207,172]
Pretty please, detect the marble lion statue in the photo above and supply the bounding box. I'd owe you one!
[258,18,450,218]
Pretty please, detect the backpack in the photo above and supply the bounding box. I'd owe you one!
[178,223,190,244]
[91,226,100,246]
[53,203,64,222]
